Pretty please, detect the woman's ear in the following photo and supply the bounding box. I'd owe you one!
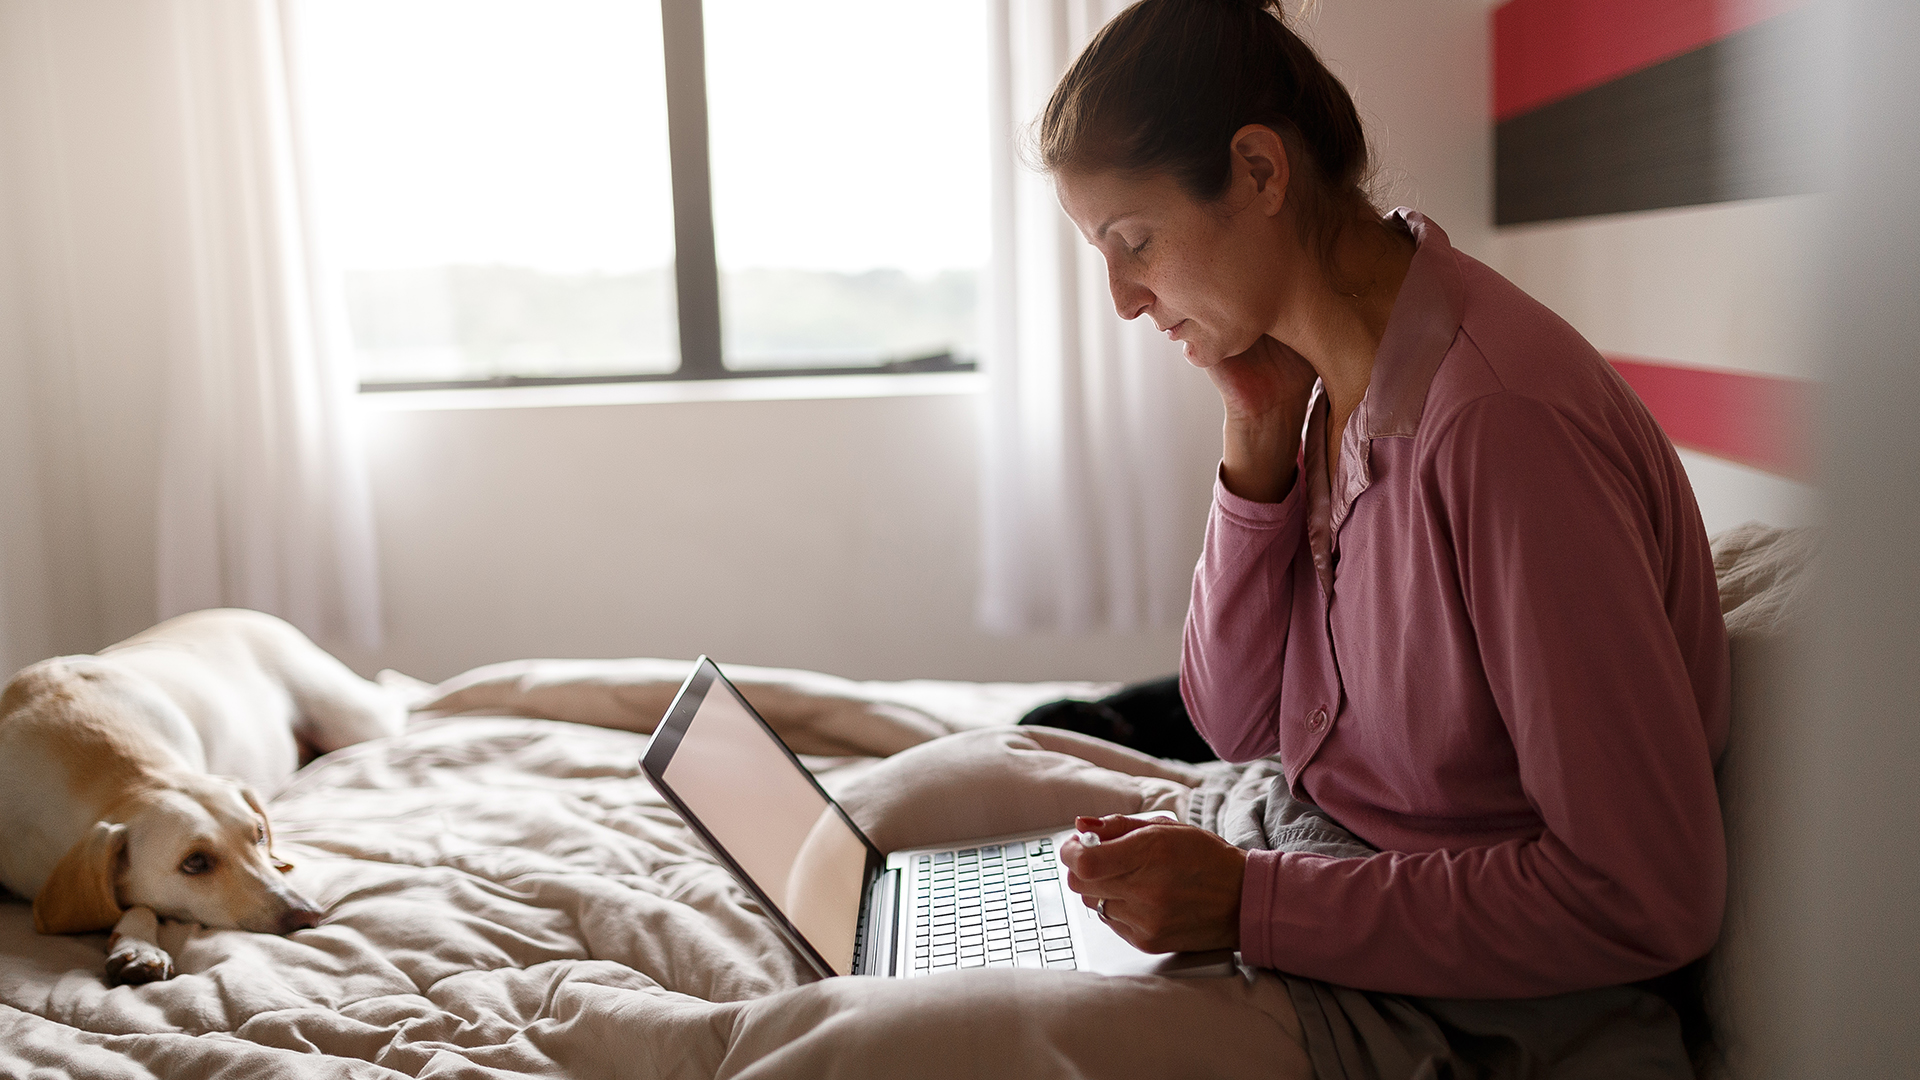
[240,787,293,873]
[1229,123,1292,213]
[33,821,128,934]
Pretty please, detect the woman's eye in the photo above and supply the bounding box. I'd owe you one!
[1129,237,1150,256]
[180,853,212,876]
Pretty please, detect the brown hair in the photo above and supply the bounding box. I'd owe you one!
[1036,0,1380,270]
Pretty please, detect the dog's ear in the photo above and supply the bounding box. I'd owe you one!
[33,821,128,934]
[239,787,293,873]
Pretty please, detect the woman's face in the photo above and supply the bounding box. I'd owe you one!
[1054,164,1295,369]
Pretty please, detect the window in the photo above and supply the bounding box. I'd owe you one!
[298,0,988,391]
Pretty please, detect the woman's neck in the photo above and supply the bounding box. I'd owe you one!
[1269,214,1415,426]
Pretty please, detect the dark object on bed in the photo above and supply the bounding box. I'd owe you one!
[1018,677,1218,763]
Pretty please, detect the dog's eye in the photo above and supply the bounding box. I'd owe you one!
[255,825,266,845]
[180,852,213,876]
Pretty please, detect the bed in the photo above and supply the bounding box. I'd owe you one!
[0,525,1808,1080]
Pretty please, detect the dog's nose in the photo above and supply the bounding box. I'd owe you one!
[278,905,322,934]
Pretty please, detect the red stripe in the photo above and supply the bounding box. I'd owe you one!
[1492,0,1805,121]
[1606,356,1814,481]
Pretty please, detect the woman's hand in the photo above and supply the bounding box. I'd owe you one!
[1203,334,1318,423]
[1059,814,1246,954]
[1202,336,1318,503]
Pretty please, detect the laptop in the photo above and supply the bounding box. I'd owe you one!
[640,656,1236,979]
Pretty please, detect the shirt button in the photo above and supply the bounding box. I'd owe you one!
[1307,708,1328,732]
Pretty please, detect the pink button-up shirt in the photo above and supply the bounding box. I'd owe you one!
[1182,211,1730,999]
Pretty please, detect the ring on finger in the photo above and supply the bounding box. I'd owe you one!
[1096,898,1109,920]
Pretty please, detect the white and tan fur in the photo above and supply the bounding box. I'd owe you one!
[0,609,406,984]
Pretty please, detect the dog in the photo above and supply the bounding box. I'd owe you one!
[0,609,407,984]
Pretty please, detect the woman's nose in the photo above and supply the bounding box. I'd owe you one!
[1109,272,1152,321]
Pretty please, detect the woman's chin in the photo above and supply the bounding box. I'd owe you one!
[1180,341,1224,369]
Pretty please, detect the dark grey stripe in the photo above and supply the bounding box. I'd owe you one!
[1495,9,1833,226]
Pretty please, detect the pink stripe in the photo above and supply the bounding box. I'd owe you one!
[1606,356,1815,481]
[1493,0,1806,122]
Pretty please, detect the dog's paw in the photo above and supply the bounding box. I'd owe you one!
[105,940,174,985]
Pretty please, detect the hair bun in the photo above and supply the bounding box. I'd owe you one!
[1243,0,1304,22]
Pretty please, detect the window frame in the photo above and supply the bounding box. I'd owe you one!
[355,0,979,394]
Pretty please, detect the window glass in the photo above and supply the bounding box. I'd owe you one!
[299,0,679,383]
[702,0,990,370]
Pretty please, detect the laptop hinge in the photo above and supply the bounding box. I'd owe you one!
[856,868,900,976]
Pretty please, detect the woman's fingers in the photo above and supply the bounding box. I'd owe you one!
[1205,335,1318,423]
[1209,336,1317,502]
[1063,822,1174,898]
[1074,813,1155,842]
[1060,823,1247,953]
[1061,815,1159,882]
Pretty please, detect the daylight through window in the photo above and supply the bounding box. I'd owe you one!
[297,0,989,389]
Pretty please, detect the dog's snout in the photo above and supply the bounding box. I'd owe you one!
[278,905,322,934]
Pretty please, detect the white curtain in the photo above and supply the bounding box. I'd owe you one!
[151,0,381,648]
[979,0,1223,635]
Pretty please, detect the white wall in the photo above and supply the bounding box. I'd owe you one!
[1306,0,1494,261]
[0,122,50,676]
[349,382,1215,683]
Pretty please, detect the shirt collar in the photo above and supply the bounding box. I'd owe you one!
[1356,209,1466,440]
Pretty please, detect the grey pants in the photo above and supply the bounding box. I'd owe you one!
[1194,763,1698,1080]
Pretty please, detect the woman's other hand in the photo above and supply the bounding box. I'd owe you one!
[1060,814,1246,954]
[1205,335,1318,503]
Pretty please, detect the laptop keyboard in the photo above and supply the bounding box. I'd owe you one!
[909,838,1077,975]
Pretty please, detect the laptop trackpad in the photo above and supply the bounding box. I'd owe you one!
[1072,895,1238,978]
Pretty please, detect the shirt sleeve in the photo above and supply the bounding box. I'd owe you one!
[1180,460,1308,763]
[1237,392,1727,998]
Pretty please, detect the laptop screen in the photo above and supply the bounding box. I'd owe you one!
[652,664,871,975]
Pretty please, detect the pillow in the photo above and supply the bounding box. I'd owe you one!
[416,658,952,757]
[1711,521,1820,640]
[415,658,1119,759]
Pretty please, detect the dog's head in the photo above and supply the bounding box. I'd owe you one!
[33,777,323,936]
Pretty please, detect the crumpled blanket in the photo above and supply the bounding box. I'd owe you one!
[0,709,1310,1079]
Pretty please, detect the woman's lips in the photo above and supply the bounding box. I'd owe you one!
[1163,320,1188,340]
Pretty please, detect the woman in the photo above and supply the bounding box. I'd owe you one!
[1050,0,1729,1069]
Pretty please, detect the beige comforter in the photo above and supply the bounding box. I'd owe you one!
[0,665,1310,1079]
